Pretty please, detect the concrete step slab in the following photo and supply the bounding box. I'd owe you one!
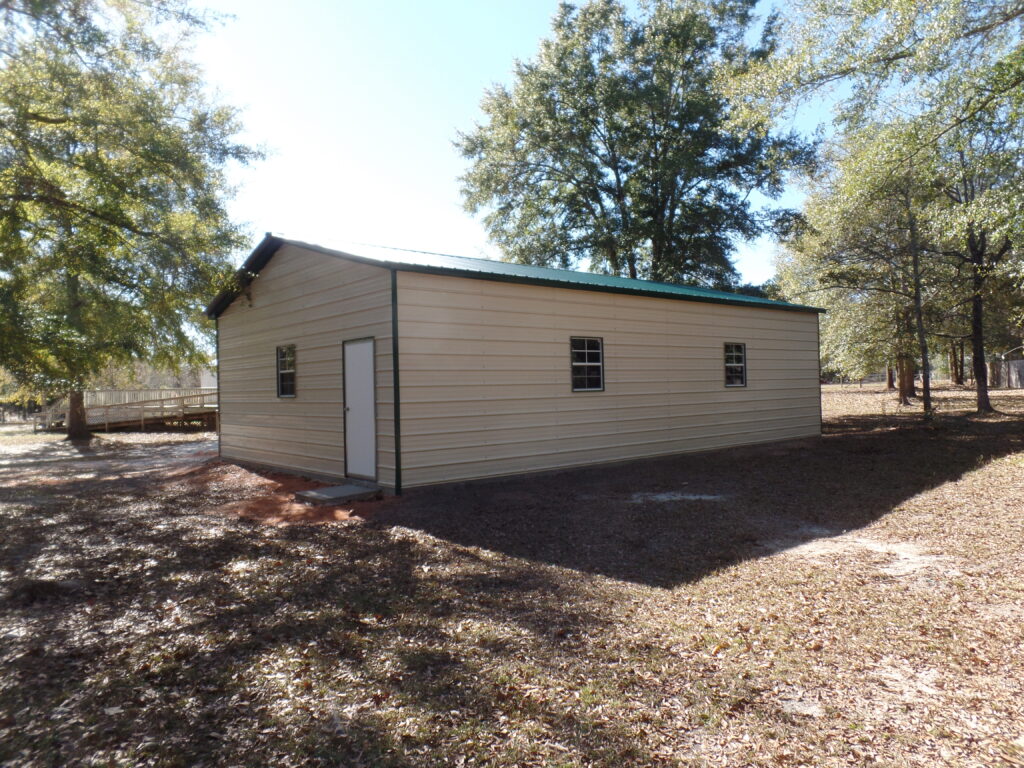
[296,483,382,505]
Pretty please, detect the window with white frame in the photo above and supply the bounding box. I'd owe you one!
[724,342,746,387]
[571,337,604,391]
[276,345,296,397]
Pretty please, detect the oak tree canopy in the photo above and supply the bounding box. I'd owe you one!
[457,0,812,288]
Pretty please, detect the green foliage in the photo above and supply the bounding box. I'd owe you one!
[741,0,1024,407]
[457,0,812,287]
[0,0,258,397]
[729,0,1024,137]
[776,122,945,379]
[918,106,1023,263]
[779,109,1024,386]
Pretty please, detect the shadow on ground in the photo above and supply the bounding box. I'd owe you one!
[1,414,1022,766]
[375,414,1024,588]
[1,441,650,765]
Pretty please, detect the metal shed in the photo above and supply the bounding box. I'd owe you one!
[206,235,824,493]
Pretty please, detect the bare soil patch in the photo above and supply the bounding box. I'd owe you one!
[2,386,1023,767]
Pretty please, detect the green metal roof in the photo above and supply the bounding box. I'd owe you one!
[205,234,824,318]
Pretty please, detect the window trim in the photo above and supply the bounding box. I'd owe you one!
[276,344,296,398]
[570,336,605,392]
[724,342,746,388]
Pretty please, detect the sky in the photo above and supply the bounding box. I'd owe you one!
[191,0,814,284]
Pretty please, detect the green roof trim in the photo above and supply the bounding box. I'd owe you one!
[205,234,825,318]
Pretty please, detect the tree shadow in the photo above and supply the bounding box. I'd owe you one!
[373,414,1024,588]
[1,459,662,766]
[2,414,1022,765]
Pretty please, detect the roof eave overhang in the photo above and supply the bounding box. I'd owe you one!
[205,233,284,319]
[380,263,826,314]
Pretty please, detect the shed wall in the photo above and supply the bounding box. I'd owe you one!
[218,245,395,486]
[396,271,820,487]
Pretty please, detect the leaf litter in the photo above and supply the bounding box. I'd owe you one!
[0,384,1022,767]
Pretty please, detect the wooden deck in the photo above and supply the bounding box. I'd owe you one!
[35,389,218,432]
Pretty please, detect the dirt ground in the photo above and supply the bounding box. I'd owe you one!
[1,384,1023,767]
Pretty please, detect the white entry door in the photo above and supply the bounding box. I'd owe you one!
[343,338,376,480]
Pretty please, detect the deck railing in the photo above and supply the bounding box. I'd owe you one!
[83,388,215,406]
[34,389,218,431]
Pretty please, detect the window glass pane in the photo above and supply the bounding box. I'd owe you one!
[278,345,295,371]
[277,345,296,395]
[571,337,603,390]
[725,343,745,386]
[279,371,296,396]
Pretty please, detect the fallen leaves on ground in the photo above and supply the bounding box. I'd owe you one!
[1,385,1022,767]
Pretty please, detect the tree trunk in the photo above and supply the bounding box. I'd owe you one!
[989,360,1002,388]
[64,270,93,440]
[906,197,931,415]
[66,390,90,441]
[949,341,964,385]
[896,356,914,405]
[969,270,994,413]
[886,366,895,390]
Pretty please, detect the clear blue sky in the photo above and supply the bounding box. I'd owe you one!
[192,0,813,284]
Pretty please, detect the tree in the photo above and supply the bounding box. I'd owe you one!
[729,0,1024,142]
[920,110,1024,411]
[457,0,812,287]
[732,0,1024,412]
[777,122,949,413]
[777,246,903,385]
[0,0,258,438]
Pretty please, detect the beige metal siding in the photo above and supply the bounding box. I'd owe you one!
[397,272,820,487]
[218,244,395,486]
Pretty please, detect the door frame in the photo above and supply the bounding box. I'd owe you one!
[342,336,378,482]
